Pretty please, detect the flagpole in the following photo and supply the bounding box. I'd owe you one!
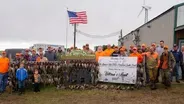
[66,7,68,52]
[74,23,77,49]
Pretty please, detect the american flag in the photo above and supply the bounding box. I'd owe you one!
[67,11,87,24]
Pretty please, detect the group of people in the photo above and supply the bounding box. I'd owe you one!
[95,40,184,90]
[14,46,64,63]
[0,46,65,95]
[0,41,184,95]
[0,51,42,95]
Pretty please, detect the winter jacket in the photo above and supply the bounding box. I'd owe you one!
[16,68,28,81]
[44,51,56,61]
[30,55,38,61]
[111,51,120,57]
[170,49,183,63]
[159,51,176,69]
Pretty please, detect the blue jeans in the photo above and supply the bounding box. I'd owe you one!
[171,63,180,81]
[18,80,25,89]
[0,73,8,92]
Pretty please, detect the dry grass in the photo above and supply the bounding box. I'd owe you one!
[1,84,184,104]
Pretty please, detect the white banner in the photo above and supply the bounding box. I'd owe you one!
[98,57,137,84]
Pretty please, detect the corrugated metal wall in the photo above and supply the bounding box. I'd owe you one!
[122,9,175,50]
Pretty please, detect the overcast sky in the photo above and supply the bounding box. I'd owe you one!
[0,0,184,50]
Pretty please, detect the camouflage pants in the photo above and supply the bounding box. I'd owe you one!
[148,67,157,81]
[161,69,171,87]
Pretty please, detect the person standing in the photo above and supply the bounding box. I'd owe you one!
[30,49,38,61]
[16,63,28,95]
[170,44,183,83]
[119,48,128,57]
[24,49,30,61]
[111,46,120,57]
[32,69,41,93]
[143,47,159,90]
[0,51,10,94]
[180,46,184,81]
[155,40,165,83]
[159,46,175,88]
[85,44,94,54]
[44,46,56,61]
[141,44,149,84]
[14,53,21,63]
[156,40,165,57]
[36,52,48,62]
[95,46,105,62]
[129,47,143,64]
[56,47,63,61]
[104,44,114,56]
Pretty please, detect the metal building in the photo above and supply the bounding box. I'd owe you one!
[118,3,184,50]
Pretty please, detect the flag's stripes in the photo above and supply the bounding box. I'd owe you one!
[68,11,87,24]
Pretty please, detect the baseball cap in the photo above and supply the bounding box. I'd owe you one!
[173,44,177,47]
[120,48,125,51]
[16,53,21,56]
[164,46,168,49]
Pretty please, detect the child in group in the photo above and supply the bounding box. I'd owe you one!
[16,62,28,95]
[32,69,41,93]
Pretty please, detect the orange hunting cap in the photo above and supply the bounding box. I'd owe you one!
[120,48,125,51]
[164,45,169,49]
[16,53,21,56]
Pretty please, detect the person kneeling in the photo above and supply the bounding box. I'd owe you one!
[16,63,28,95]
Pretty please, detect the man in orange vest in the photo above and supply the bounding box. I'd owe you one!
[129,47,143,64]
[104,44,114,56]
[95,46,105,62]
[143,47,159,90]
[0,51,10,94]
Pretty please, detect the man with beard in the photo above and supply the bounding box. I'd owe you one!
[0,51,10,94]
[143,47,159,90]
[159,46,175,88]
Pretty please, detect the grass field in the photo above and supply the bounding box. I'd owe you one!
[1,84,184,104]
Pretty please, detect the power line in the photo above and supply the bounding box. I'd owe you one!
[76,30,120,38]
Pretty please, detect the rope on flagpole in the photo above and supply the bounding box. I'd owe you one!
[76,30,120,38]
